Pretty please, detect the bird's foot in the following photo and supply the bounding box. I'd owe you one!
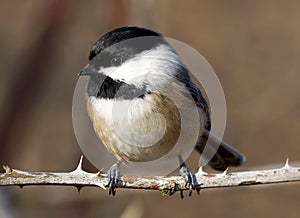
[179,162,201,198]
[106,162,122,196]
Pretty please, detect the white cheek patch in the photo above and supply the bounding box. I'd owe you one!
[106,44,183,86]
[97,66,118,77]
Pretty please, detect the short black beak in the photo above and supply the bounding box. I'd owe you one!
[78,64,94,76]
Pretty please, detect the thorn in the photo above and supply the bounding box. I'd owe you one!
[76,186,82,193]
[72,155,84,173]
[77,155,84,171]
[220,167,229,176]
[196,166,206,175]
[3,165,12,173]
[197,166,203,174]
[95,168,104,177]
[95,182,106,190]
[284,157,290,168]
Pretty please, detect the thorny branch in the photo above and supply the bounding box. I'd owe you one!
[1,156,300,197]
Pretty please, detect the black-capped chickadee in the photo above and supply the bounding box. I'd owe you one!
[79,26,245,196]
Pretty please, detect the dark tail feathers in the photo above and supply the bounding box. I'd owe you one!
[195,130,246,171]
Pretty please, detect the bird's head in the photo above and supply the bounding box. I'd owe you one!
[80,26,189,99]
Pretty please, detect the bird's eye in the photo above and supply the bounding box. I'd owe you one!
[111,57,122,66]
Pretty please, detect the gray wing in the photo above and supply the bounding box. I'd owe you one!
[180,72,245,171]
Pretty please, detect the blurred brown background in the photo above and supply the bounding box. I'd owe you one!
[0,0,300,218]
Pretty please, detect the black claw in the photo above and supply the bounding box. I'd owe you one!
[180,189,184,199]
[106,162,122,196]
[179,162,201,198]
[189,188,192,196]
[108,177,117,196]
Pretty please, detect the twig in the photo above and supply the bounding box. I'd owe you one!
[1,156,300,196]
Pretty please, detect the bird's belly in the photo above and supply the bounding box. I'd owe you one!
[86,94,181,162]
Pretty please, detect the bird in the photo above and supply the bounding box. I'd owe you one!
[79,26,245,197]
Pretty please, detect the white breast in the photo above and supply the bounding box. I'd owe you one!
[87,95,171,161]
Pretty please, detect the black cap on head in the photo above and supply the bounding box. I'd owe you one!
[88,26,163,61]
